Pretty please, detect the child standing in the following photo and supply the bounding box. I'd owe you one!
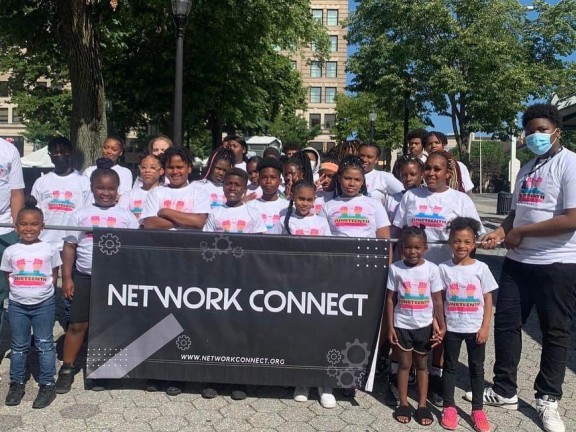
[386,226,445,426]
[55,158,139,394]
[439,217,497,432]
[1,197,62,408]
[245,156,263,201]
[119,154,164,221]
[195,147,235,209]
[203,168,266,234]
[83,136,133,196]
[358,142,404,205]
[385,155,424,223]
[223,135,248,171]
[312,156,339,215]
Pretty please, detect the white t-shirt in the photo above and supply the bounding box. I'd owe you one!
[272,212,332,236]
[31,170,92,250]
[203,204,267,233]
[64,205,139,275]
[0,138,24,236]
[393,187,484,264]
[235,161,247,172]
[508,148,576,264]
[118,186,156,221]
[1,241,62,305]
[194,179,226,209]
[246,184,263,200]
[385,191,403,223]
[321,195,390,238]
[457,161,474,193]
[386,260,443,329]
[84,164,133,196]
[365,169,404,204]
[312,189,334,215]
[439,259,498,333]
[246,196,289,233]
[140,183,211,223]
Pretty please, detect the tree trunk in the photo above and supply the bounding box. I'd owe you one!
[56,0,107,170]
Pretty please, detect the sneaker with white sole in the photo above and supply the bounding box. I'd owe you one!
[536,395,565,432]
[293,386,309,402]
[464,387,518,410]
[318,387,336,409]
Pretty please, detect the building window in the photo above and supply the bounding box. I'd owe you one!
[309,114,321,128]
[312,9,323,24]
[326,61,337,78]
[0,108,8,124]
[290,60,297,71]
[325,114,336,130]
[0,81,8,98]
[36,81,48,88]
[325,87,337,104]
[310,87,321,104]
[12,109,21,124]
[310,61,322,78]
[330,35,338,52]
[327,10,339,26]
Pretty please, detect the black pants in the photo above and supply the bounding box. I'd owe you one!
[442,331,485,410]
[493,258,576,399]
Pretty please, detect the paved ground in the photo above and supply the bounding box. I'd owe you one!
[0,193,574,431]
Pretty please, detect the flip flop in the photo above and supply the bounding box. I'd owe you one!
[415,406,434,426]
[393,405,412,424]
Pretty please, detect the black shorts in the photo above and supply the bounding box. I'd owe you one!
[70,270,92,323]
[395,325,433,354]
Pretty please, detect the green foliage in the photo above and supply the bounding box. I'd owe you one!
[268,111,320,145]
[348,0,576,162]
[469,140,508,190]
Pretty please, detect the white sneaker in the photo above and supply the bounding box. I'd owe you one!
[318,387,336,409]
[464,387,518,409]
[293,386,309,402]
[536,395,565,432]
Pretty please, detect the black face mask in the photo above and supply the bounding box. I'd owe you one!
[52,155,72,174]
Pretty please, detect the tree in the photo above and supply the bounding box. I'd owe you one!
[268,111,320,145]
[348,0,576,165]
[468,140,508,192]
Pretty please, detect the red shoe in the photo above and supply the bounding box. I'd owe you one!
[441,406,458,430]
[471,409,491,432]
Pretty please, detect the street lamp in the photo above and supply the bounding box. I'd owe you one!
[369,110,377,141]
[171,0,193,147]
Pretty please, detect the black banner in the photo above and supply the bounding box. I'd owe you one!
[87,229,389,390]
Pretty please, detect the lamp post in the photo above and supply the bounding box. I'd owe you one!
[369,110,377,141]
[171,0,193,147]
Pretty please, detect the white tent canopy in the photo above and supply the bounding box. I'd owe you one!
[21,146,54,168]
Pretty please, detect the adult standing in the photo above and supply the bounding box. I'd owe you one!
[425,131,474,193]
[392,129,428,180]
[0,137,25,366]
[480,104,576,432]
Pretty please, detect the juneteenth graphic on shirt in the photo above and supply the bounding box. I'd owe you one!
[131,200,144,220]
[262,214,281,230]
[519,175,545,204]
[446,282,481,312]
[12,258,48,287]
[163,200,186,211]
[48,190,76,212]
[220,219,248,233]
[398,281,430,310]
[210,193,226,209]
[86,216,118,238]
[334,206,370,227]
[411,204,447,229]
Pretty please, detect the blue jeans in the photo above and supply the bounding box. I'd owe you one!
[8,296,56,385]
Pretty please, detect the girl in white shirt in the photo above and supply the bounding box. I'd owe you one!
[83,136,133,196]
[195,146,235,209]
[119,154,164,221]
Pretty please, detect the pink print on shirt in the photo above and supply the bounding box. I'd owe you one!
[131,200,143,220]
[162,200,187,211]
[446,282,481,312]
[86,216,118,239]
[518,175,545,204]
[48,190,76,212]
[261,213,281,230]
[13,258,48,287]
[210,193,225,209]
[334,206,370,227]
[221,219,248,233]
[398,280,431,310]
[294,228,320,236]
[411,204,447,229]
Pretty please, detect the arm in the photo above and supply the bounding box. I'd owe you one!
[10,189,24,224]
[157,208,207,229]
[61,242,77,299]
[3,271,9,291]
[141,216,175,230]
[431,291,446,345]
[480,211,515,249]
[505,208,576,249]
[476,292,493,344]
[386,291,398,345]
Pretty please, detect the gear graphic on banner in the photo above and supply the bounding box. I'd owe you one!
[326,349,343,365]
[341,338,370,368]
[212,234,233,254]
[336,369,358,388]
[98,233,121,255]
[175,335,192,351]
[232,246,244,258]
[199,235,245,262]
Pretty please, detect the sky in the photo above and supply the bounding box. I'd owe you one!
[346,0,575,134]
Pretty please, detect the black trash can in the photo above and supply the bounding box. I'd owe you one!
[497,192,513,215]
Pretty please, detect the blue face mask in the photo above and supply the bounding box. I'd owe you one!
[525,130,558,156]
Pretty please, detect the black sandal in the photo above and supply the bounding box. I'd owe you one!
[393,405,412,424]
[414,406,434,426]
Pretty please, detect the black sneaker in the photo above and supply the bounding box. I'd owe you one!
[428,374,444,407]
[5,382,25,406]
[384,374,399,407]
[55,364,75,394]
[32,384,56,409]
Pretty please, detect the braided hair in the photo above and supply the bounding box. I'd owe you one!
[285,151,314,183]
[202,146,235,181]
[283,179,316,235]
[335,155,368,197]
[426,150,465,192]
[335,140,359,160]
